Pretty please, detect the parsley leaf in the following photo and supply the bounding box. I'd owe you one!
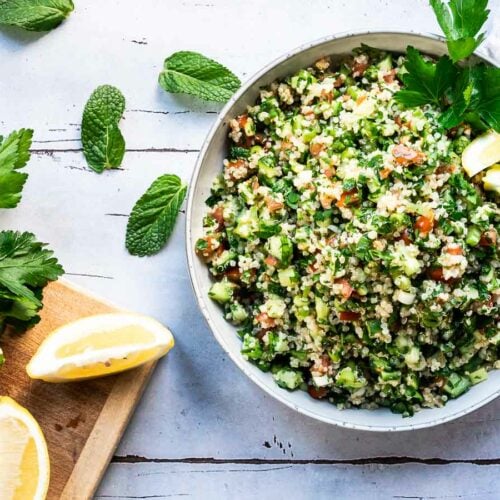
[159,51,241,103]
[440,65,500,132]
[126,174,187,257]
[394,46,457,108]
[0,129,33,209]
[429,0,489,62]
[0,0,74,32]
[0,231,64,331]
[81,85,126,173]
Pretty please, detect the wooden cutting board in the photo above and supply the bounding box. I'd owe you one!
[0,280,157,500]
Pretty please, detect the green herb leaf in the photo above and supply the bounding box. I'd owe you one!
[0,0,74,32]
[440,65,500,132]
[394,47,457,107]
[0,129,33,209]
[429,0,489,62]
[81,85,126,173]
[126,174,187,257]
[158,51,241,102]
[0,231,64,331]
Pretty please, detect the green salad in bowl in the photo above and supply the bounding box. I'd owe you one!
[195,47,499,417]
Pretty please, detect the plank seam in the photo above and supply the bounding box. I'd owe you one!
[110,455,500,466]
[31,148,200,154]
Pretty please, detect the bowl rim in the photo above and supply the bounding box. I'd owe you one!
[185,29,499,432]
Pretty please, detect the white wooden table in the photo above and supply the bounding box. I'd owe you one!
[1,1,499,498]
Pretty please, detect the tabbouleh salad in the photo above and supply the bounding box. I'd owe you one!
[195,48,499,416]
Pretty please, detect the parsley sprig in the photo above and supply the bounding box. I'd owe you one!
[395,0,499,133]
[430,0,489,63]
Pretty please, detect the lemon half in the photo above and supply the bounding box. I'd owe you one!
[27,313,174,382]
[462,131,500,177]
[0,396,50,500]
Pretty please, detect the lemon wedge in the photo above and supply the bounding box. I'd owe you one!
[27,313,174,382]
[462,131,500,177]
[0,396,50,500]
[483,164,500,194]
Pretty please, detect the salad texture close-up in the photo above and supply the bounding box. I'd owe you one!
[196,46,499,416]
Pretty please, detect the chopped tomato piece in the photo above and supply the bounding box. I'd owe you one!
[336,189,359,208]
[427,267,445,281]
[308,386,328,399]
[225,159,248,181]
[322,166,334,178]
[310,142,325,156]
[225,267,241,283]
[264,255,279,267]
[355,94,367,106]
[255,312,276,329]
[265,197,284,212]
[195,236,219,262]
[392,144,426,166]
[352,54,368,78]
[415,215,434,235]
[446,246,463,255]
[320,89,334,102]
[339,311,360,321]
[379,167,392,179]
[335,278,354,300]
[397,228,412,245]
[383,69,397,83]
[212,206,225,229]
[237,114,248,128]
[479,229,497,247]
[333,77,344,88]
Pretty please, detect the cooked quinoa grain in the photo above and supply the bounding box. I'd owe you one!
[196,49,500,417]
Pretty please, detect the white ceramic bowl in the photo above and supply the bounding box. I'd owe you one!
[186,31,499,431]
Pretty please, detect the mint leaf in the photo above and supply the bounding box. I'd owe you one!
[429,0,489,62]
[0,0,74,32]
[81,85,126,173]
[159,51,241,103]
[126,174,187,257]
[0,231,64,331]
[394,47,457,107]
[0,128,33,208]
[440,65,500,132]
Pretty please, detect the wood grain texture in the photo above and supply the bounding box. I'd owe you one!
[0,280,156,500]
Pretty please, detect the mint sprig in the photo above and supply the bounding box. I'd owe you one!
[159,51,241,103]
[430,0,489,62]
[0,0,74,32]
[81,85,126,173]
[126,174,187,257]
[0,129,33,209]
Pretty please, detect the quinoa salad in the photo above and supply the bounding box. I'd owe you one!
[195,48,500,416]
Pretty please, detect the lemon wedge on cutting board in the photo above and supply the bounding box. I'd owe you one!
[0,397,50,500]
[462,130,500,177]
[27,313,174,382]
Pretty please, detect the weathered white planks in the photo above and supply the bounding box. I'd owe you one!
[1,0,500,498]
[96,462,500,500]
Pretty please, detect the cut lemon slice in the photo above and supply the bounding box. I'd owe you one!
[462,130,500,177]
[483,164,500,194]
[27,313,174,382]
[0,396,50,500]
